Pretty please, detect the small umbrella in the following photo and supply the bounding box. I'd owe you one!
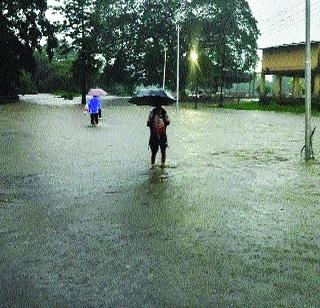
[88,88,107,96]
[128,89,176,106]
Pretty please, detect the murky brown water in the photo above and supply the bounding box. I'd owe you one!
[1,94,319,306]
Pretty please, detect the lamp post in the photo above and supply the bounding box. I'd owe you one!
[190,49,199,109]
[162,46,167,90]
[175,1,187,109]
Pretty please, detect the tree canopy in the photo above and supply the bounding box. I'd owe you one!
[57,0,102,103]
[1,0,259,99]
[0,0,55,98]
[97,0,259,94]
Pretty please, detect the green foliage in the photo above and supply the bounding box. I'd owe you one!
[19,70,37,94]
[108,84,132,96]
[0,0,55,97]
[282,77,305,96]
[1,0,259,99]
[53,90,80,100]
[53,59,74,81]
[95,0,259,94]
[33,51,77,94]
[181,99,320,116]
[42,0,259,97]
[56,0,102,103]
[134,0,181,87]
[222,100,320,116]
[183,0,259,89]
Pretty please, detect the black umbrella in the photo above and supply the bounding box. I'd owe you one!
[128,89,176,106]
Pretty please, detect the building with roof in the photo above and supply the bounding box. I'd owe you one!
[260,41,320,99]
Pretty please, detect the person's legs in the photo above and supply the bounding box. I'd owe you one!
[90,114,94,125]
[160,148,166,165]
[151,147,158,165]
[93,113,99,124]
[149,134,160,165]
[159,134,168,166]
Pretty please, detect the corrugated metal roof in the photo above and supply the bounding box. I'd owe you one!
[261,41,320,50]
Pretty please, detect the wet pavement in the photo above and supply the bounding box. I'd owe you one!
[1,94,320,306]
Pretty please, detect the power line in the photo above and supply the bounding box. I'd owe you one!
[257,0,305,24]
[257,2,320,45]
[259,1,319,33]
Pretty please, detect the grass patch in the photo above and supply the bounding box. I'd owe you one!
[222,101,306,113]
[180,101,217,110]
[223,100,320,116]
[180,100,320,116]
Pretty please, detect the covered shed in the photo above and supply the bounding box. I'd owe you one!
[260,41,320,99]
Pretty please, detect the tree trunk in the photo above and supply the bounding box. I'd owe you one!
[219,82,223,107]
[81,4,86,105]
[81,68,86,105]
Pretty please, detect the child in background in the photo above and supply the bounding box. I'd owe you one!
[98,99,102,118]
[88,95,101,126]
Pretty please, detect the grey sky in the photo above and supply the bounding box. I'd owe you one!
[247,0,320,48]
[47,0,320,49]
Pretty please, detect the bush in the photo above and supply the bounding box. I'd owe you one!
[108,83,134,96]
[53,90,80,100]
[19,70,37,94]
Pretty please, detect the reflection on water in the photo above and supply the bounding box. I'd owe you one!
[147,164,178,183]
[148,166,168,183]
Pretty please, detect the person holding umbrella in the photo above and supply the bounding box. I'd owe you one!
[88,88,107,121]
[147,99,170,166]
[128,88,175,166]
[87,95,101,126]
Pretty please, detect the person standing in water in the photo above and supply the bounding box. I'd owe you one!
[87,95,101,126]
[98,99,103,119]
[147,101,170,166]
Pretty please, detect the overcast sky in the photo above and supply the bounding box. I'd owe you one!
[247,0,320,48]
[47,0,320,49]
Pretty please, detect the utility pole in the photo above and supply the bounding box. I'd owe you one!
[162,46,167,90]
[176,24,180,108]
[305,0,312,160]
[190,49,199,109]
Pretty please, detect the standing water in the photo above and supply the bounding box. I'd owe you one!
[0,94,319,306]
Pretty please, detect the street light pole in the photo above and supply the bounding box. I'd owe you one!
[305,0,312,160]
[162,46,167,90]
[190,49,199,109]
[176,24,180,108]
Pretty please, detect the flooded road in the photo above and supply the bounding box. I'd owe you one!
[1,95,320,306]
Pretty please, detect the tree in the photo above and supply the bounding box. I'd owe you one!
[0,0,53,99]
[136,0,181,87]
[183,0,259,104]
[90,0,259,97]
[28,0,258,99]
[57,0,101,104]
[34,50,77,94]
[97,0,141,89]
[96,0,183,91]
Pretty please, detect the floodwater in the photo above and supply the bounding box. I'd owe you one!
[1,94,319,306]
